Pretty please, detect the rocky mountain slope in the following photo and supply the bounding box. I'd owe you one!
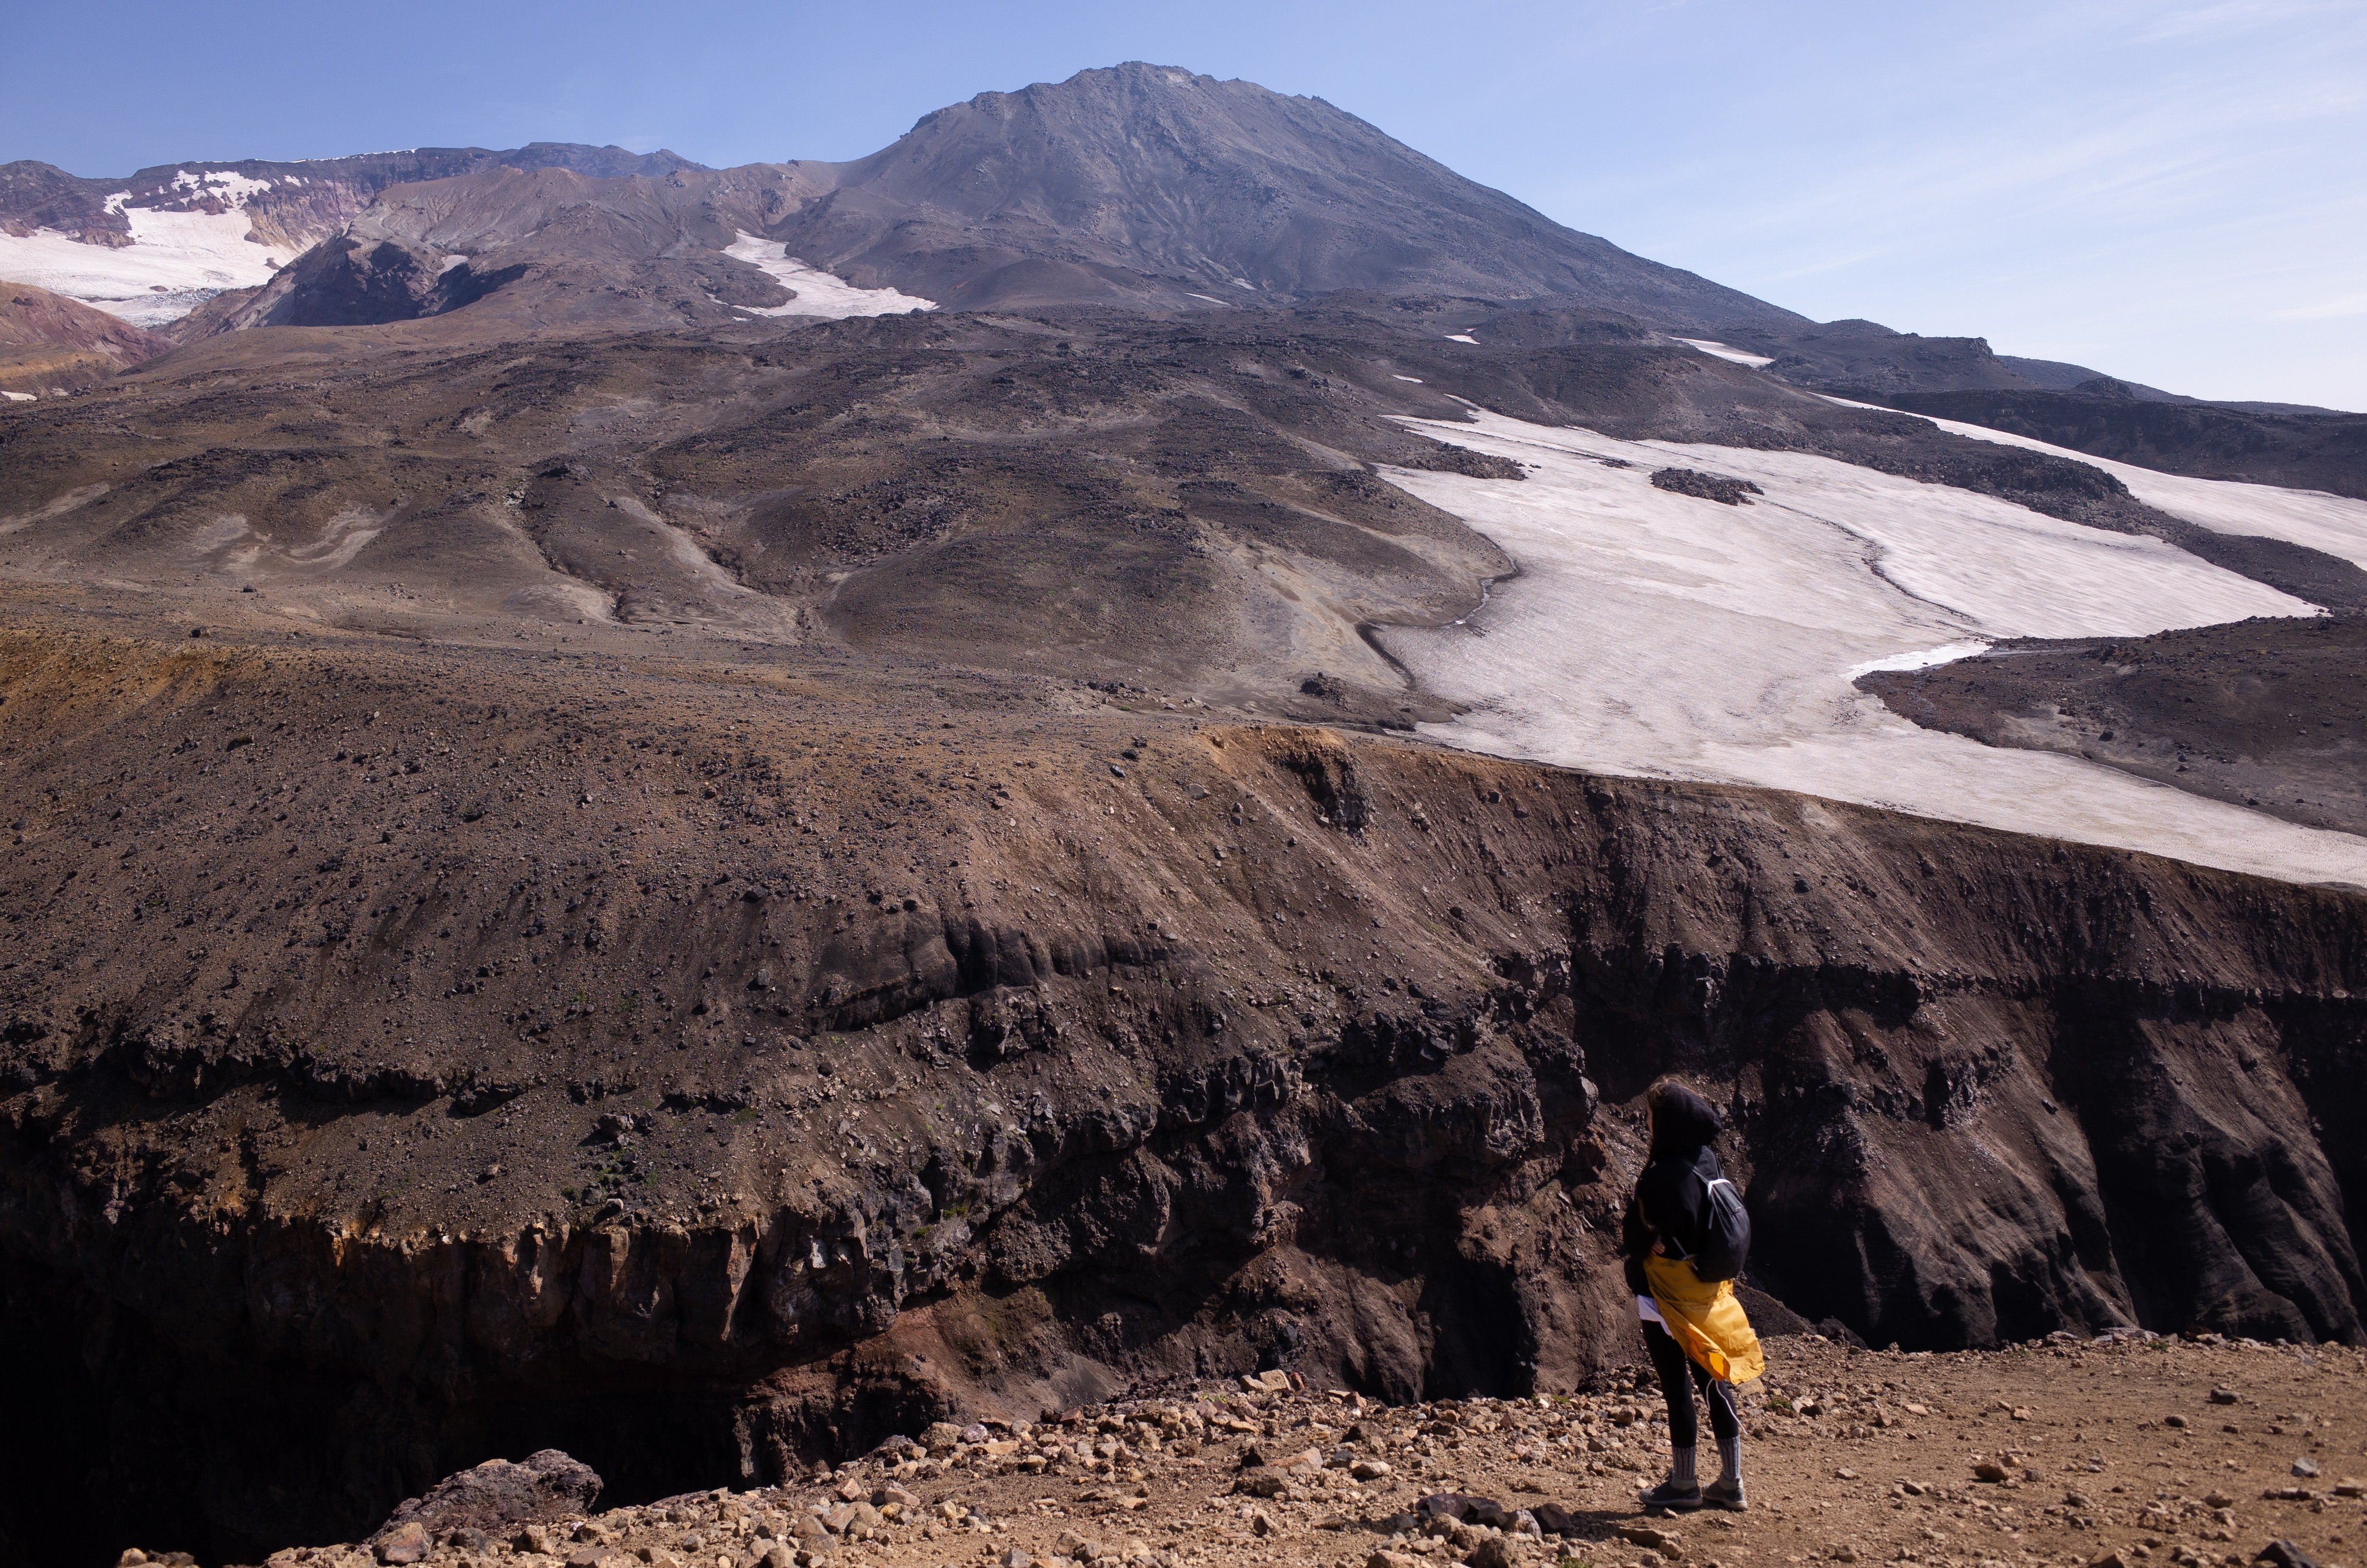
[759,63,1807,320]
[6,61,2366,1568]
[0,281,171,395]
[0,144,704,251]
[143,65,1806,337]
[0,145,707,329]
[1,609,2362,1564]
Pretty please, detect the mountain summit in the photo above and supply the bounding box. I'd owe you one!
[770,62,1800,322]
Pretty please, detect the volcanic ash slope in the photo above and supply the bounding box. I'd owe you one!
[1378,409,2367,889]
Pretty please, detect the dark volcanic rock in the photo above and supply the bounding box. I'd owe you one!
[371,1450,602,1545]
[1649,467,1763,504]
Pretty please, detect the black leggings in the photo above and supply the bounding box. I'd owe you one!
[1643,1319,1739,1449]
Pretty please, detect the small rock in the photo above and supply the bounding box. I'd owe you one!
[2210,1388,2240,1405]
[2336,1482,2365,1499]
[2089,1554,2129,1568]
[1532,1503,1577,1535]
[1619,1523,1682,1556]
[2204,1493,2237,1510]
[1352,1459,1393,1480]
[1836,1469,1860,1481]
[1469,1540,1529,1568]
[117,1554,149,1568]
[2290,1459,2320,1479]
[1237,1466,1287,1498]
[1975,1462,2010,1483]
[1368,1553,1423,1568]
[373,1522,431,1565]
[999,1552,1035,1568]
[2166,1415,2189,1429]
[2255,1543,2323,1568]
[1250,1510,1281,1536]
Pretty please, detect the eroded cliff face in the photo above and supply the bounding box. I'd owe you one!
[0,625,2361,1565]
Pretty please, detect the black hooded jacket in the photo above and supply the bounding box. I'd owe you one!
[1621,1084,1727,1296]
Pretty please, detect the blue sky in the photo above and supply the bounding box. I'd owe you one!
[7,0,2363,408]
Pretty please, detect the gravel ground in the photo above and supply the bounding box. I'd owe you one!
[188,1330,2364,1568]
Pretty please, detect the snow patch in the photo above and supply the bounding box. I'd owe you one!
[1185,292,1230,305]
[1376,408,2366,889]
[1828,395,2367,573]
[0,204,293,326]
[1394,375,1424,383]
[1443,333,1479,345]
[1676,337,1776,368]
[169,168,276,206]
[721,232,934,318]
[437,255,470,275]
[0,391,34,403]
[1846,641,1990,679]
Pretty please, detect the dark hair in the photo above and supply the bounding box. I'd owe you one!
[1646,1077,1722,1160]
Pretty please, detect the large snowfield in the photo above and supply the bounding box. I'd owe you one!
[1379,409,2367,889]
[723,233,935,318]
[0,194,294,326]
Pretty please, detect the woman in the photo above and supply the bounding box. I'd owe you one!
[1621,1077,1764,1513]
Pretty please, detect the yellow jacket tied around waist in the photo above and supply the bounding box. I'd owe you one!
[1644,1252,1765,1385]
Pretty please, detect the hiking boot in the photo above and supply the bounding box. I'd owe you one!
[1641,1477,1703,1513]
[1704,1474,1748,1511]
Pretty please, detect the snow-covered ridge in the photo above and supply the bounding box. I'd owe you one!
[1829,396,2367,573]
[1,169,297,327]
[1376,408,2367,890]
[721,232,934,318]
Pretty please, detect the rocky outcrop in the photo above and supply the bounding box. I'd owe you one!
[0,630,2362,1565]
[367,1451,600,1563]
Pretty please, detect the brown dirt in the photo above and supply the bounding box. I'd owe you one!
[206,1331,2367,1568]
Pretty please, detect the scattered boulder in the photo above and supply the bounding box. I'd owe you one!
[369,1449,602,1551]
[1650,467,1763,505]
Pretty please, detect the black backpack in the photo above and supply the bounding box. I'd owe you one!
[1693,1174,1752,1283]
